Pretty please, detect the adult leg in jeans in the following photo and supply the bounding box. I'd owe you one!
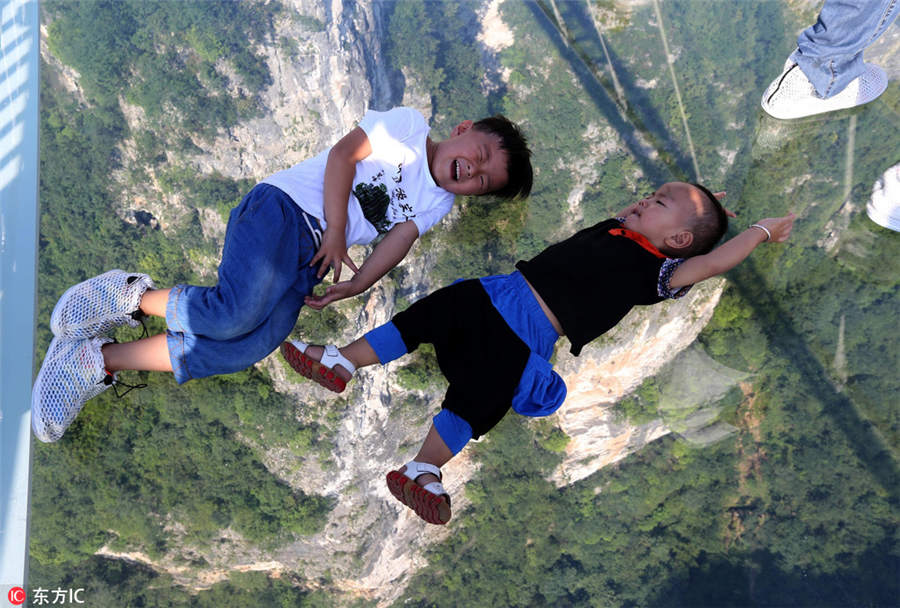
[761,0,899,119]
[792,0,899,97]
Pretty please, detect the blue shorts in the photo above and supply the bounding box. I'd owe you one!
[364,272,566,452]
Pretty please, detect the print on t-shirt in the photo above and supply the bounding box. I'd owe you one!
[353,163,414,234]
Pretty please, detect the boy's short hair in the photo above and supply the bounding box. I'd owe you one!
[663,183,728,258]
[472,115,533,200]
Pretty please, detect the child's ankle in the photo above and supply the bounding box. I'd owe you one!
[139,287,169,317]
[100,342,116,372]
[339,346,359,371]
[416,472,441,486]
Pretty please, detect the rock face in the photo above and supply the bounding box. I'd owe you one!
[42,1,752,605]
[191,0,399,181]
[550,279,726,486]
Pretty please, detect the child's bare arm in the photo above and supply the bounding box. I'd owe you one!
[669,212,795,288]
[305,220,419,310]
[312,127,373,281]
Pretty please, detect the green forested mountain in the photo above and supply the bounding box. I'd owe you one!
[34,1,334,604]
[31,1,898,606]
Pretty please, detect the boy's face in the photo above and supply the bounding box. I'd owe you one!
[429,120,509,196]
[620,182,706,251]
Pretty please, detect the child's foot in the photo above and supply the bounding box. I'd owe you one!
[51,269,154,339]
[31,336,116,442]
[385,461,452,525]
[280,340,356,393]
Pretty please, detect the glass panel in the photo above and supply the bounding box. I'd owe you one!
[26,1,898,606]
[0,0,38,601]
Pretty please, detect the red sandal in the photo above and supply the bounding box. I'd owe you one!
[386,461,452,525]
[280,340,356,393]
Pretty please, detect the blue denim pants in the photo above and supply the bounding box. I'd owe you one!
[792,0,899,97]
[165,184,322,383]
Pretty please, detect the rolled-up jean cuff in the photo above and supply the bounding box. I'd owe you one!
[165,284,189,333]
[166,330,192,384]
[165,285,192,384]
[364,321,408,364]
[433,409,473,455]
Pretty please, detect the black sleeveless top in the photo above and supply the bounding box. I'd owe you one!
[516,218,674,356]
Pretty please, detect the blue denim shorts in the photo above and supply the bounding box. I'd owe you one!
[165,184,322,383]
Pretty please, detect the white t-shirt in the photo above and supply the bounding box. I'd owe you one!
[261,107,454,246]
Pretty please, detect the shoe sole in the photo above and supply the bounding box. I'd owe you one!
[280,341,347,393]
[761,100,875,121]
[386,470,451,525]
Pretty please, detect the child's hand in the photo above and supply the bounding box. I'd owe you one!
[712,191,738,218]
[618,202,638,218]
[755,212,796,243]
[311,230,359,281]
[304,280,359,310]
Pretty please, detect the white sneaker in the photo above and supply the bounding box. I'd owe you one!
[761,60,888,120]
[867,163,900,232]
[51,269,154,339]
[31,336,115,442]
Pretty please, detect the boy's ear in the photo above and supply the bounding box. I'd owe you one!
[664,230,694,251]
[450,120,474,138]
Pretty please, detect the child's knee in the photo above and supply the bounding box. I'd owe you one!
[433,410,473,455]
[200,313,262,341]
[364,322,410,364]
[203,290,291,341]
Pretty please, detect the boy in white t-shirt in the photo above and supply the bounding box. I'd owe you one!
[31,107,534,443]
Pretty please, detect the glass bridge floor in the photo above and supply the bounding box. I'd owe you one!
[9,1,899,606]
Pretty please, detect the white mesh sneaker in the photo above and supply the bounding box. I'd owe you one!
[761,60,888,120]
[50,269,154,339]
[31,336,115,443]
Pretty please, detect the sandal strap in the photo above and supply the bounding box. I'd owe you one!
[289,339,310,352]
[403,460,442,481]
[421,481,449,501]
[321,344,356,374]
[290,341,356,375]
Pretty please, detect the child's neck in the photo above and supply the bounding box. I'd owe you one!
[425,137,438,184]
[614,222,671,258]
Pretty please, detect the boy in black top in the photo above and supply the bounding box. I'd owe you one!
[282,182,796,524]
